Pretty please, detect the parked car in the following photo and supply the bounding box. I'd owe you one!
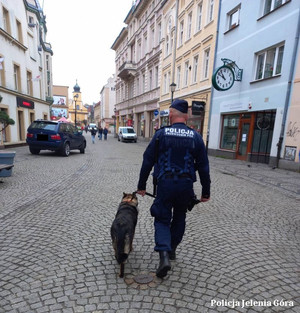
[88,123,97,131]
[118,127,137,143]
[26,120,86,156]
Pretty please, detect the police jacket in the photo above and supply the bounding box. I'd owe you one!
[137,123,210,197]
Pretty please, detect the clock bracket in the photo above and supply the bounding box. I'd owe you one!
[221,58,243,81]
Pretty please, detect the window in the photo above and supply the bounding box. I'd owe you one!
[136,77,140,95]
[220,115,240,150]
[142,74,145,93]
[144,35,147,56]
[155,66,159,87]
[14,64,21,91]
[163,73,168,94]
[2,6,11,34]
[158,22,162,44]
[203,48,210,79]
[27,71,33,95]
[187,12,192,40]
[0,56,5,87]
[196,2,203,32]
[227,5,240,30]
[207,0,214,23]
[176,66,181,89]
[16,20,23,44]
[179,20,184,46]
[263,0,289,15]
[193,55,199,83]
[149,69,153,90]
[166,35,170,55]
[184,61,189,86]
[255,44,284,80]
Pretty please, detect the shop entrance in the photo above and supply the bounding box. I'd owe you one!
[236,114,254,161]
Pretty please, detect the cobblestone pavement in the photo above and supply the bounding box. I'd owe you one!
[0,133,299,313]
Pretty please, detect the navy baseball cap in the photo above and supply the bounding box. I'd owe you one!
[170,99,188,113]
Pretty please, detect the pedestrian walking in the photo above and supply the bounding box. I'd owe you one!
[91,127,97,144]
[98,127,103,140]
[103,127,108,140]
[137,99,211,278]
[85,125,88,133]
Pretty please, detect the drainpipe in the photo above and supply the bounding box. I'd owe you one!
[171,0,179,91]
[276,8,300,168]
[206,0,222,150]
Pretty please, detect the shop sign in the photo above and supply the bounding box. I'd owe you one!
[17,97,34,109]
[160,109,169,117]
[192,101,205,115]
[154,109,159,117]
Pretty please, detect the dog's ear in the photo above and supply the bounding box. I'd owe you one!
[132,191,137,198]
[123,192,126,197]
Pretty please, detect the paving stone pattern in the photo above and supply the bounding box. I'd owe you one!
[0,134,299,313]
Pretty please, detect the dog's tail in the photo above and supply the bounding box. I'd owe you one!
[116,232,131,264]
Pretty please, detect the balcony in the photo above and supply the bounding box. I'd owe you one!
[118,62,137,80]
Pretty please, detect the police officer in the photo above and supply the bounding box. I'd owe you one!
[137,99,210,278]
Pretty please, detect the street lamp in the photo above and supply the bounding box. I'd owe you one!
[74,94,79,126]
[170,82,176,104]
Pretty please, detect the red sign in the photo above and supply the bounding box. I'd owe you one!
[17,97,34,109]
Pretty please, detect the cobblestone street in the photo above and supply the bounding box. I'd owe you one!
[0,133,299,313]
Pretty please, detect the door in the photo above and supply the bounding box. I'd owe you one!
[236,115,254,161]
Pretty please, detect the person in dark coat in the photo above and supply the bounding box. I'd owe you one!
[91,127,97,144]
[103,127,108,140]
[137,99,211,278]
[98,127,103,140]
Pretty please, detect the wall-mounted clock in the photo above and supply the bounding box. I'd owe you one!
[212,65,235,91]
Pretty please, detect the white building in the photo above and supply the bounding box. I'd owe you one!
[209,0,300,167]
[0,0,53,147]
[100,75,116,133]
[111,0,165,139]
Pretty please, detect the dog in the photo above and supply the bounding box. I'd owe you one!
[111,192,138,278]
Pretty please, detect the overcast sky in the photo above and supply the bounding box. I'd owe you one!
[43,0,133,105]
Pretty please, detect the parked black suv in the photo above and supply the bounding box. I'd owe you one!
[26,120,86,156]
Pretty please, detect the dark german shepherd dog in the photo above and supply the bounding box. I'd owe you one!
[111,192,138,277]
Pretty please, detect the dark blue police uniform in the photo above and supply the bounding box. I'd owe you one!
[137,115,210,254]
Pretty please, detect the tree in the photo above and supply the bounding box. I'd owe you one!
[0,111,15,133]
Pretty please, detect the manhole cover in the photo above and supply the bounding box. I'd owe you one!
[133,274,154,284]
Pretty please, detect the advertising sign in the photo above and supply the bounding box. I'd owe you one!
[192,101,205,115]
[51,108,68,118]
[53,96,67,105]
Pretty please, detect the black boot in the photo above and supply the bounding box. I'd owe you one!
[156,251,171,278]
[169,248,176,260]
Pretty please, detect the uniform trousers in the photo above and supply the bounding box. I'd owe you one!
[150,177,194,252]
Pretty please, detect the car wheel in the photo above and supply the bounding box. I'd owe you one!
[79,142,86,154]
[61,142,70,157]
[29,147,40,155]
[134,140,137,143]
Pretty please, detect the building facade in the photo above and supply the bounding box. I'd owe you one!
[52,85,69,121]
[100,75,116,133]
[0,0,53,147]
[159,0,219,143]
[208,0,300,167]
[112,0,165,139]
[68,82,88,127]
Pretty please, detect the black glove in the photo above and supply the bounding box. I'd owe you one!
[187,195,201,211]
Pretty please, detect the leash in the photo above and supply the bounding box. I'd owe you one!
[134,190,156,198]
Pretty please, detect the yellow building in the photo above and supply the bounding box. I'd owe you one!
[68,81,88,127]
[159,0,219,143]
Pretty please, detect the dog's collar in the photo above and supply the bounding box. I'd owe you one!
[119,202,138,210]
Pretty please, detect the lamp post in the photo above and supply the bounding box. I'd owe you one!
[170,82,176,104]
[74,94,79,126]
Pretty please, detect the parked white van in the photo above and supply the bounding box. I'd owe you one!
[118,127,137,143]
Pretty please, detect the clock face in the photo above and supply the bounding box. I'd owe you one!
[212,65,235,91]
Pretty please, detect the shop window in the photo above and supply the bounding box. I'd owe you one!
[250,111,275,163]
[255,43,284,80]
[220,115,240,150]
